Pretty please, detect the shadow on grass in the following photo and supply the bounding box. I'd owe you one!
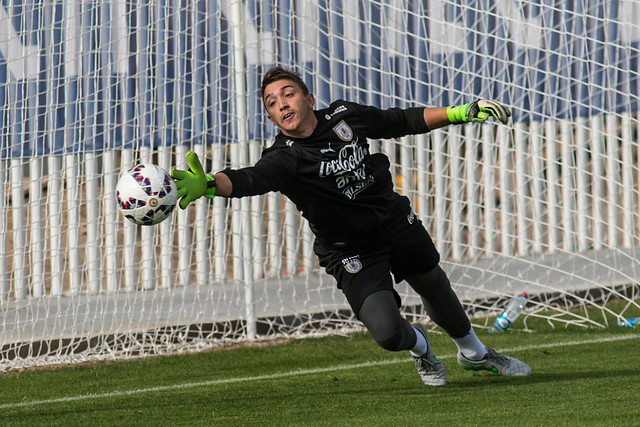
[445,366,640,389]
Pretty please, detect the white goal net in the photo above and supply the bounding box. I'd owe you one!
[1,0,639,370]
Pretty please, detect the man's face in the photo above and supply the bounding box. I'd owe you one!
[263,79,316,138]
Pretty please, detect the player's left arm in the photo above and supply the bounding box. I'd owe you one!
[422,107,450,130]
[420,99,511,131]
[445,99,511,125]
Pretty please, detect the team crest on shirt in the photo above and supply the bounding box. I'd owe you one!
[333,120,353,141]
[341,255,362,274]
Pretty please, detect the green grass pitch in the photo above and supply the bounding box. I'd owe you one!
[1,319,639,426]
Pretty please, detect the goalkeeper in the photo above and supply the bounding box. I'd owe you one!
[171,66,531,386]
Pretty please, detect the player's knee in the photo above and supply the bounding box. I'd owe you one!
[372,324,414,352]
[375,331,406,351]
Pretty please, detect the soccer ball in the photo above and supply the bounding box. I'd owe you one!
[116,164,177,226]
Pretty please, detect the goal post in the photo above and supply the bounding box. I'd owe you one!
[1,0,639,370]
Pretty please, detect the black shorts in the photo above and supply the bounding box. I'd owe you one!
[314,209,440,316]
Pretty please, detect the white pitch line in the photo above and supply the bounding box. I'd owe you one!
[1,334,638,410]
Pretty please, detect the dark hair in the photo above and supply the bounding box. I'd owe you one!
[261,66,310,101]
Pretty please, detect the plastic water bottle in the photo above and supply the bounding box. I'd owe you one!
[616,317,640,328]
[488,292,528,333]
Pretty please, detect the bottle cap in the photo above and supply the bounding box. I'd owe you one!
[521,292,528,298]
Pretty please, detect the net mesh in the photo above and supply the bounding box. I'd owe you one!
[1,0,639,371]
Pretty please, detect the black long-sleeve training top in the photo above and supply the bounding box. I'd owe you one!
[223,100,429,246]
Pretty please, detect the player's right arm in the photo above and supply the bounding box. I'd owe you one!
[210,172,232,197]
[170,150,292,209]
[170,151,217,209]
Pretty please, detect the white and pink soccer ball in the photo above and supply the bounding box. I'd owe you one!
[116,164,177,226]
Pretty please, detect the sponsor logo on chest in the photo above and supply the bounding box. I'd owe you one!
[318,140,368,178]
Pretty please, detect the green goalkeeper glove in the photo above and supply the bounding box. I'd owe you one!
[170,151,216,210]
[446,99,511,125]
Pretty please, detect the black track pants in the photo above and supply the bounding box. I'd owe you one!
[406,265,471,339]
[358,266,472,351]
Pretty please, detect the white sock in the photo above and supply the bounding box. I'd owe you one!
[410,327,428,357]
[452,327,487,360]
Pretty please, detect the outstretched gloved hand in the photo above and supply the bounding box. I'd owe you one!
[446,100,511,125]
[170,151,216,209]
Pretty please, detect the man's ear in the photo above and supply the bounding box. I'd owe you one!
[307,93,315,107]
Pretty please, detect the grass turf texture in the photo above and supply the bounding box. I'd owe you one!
[0,322,639,426]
